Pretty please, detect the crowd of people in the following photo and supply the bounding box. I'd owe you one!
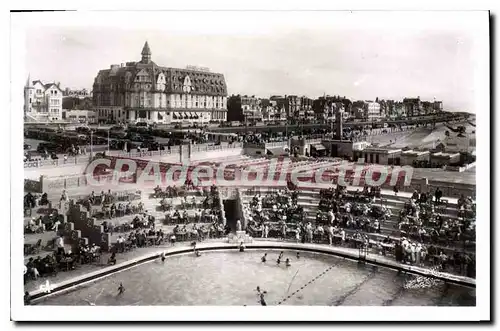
[242,184,476,278]
[23,183,228,290]
[23,177,476,303]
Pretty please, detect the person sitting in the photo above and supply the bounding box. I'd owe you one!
[393,186,399,196]
[40,192,49,206]
[26,258,40,280]
[107,252,117,265]
[60,190,68,202]
[261,253,267,263]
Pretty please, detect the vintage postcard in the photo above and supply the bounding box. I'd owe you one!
[10,9,490,322]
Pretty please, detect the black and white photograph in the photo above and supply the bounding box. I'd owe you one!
[9,7,491,322]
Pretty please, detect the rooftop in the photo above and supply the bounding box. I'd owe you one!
[432,152,460,158]
[363,147,402,154]
[402,150,430,156]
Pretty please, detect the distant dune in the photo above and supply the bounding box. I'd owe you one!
[372,122,475,150]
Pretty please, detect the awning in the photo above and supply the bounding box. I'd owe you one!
[173,113,179,119]
[313,144,326,151]
[183,113,189,119]
[267,147,289,156]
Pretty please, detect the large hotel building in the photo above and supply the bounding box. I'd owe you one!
[92,42,228,125]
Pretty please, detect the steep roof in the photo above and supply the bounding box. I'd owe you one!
[43,83,64,92]
[141,41,151,55]
[93,41,227,96]
[26,74,33,88]
[93,62,227,96]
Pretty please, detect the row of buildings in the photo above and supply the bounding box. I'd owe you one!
[24,41,443,125]
[227,95,443,124]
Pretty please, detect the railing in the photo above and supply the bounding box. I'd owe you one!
[265,141,288,148]
[24,157,90,169]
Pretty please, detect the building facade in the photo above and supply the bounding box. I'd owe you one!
[403,97,422,117]
[64,88,92,99]
[92,42,228,125]
[352,100,381,121]
[24,76,64,122]
[62,109,98,124]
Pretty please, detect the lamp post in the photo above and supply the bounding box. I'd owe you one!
[107,129,110,154]
[90,129,94,158]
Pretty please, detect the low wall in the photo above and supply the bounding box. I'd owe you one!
[24,156,90,169]
[445,162,477,173]
[189,147,243,162]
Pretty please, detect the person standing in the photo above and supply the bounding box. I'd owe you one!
[328,224,334,245]
[281,222,287,241]
[435,188,442,203]
[55,235,65,255]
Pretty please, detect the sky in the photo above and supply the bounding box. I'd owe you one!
[21,11,487,112]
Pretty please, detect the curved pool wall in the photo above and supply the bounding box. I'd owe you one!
[29,241,475,303]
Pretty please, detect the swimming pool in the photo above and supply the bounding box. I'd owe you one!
[35,249,475,306]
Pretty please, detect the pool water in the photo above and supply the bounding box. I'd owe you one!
[35,249,475,306]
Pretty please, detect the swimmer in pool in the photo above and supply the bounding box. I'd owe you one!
[160,252,166,262]
[278,251,284,260]
[117,283,125,295]
[261,253,267,263]
[194,249,201,257]
[296,252,300,259]
[285,258,291,267]
[259,291,268,306]
[277,258,281,265]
